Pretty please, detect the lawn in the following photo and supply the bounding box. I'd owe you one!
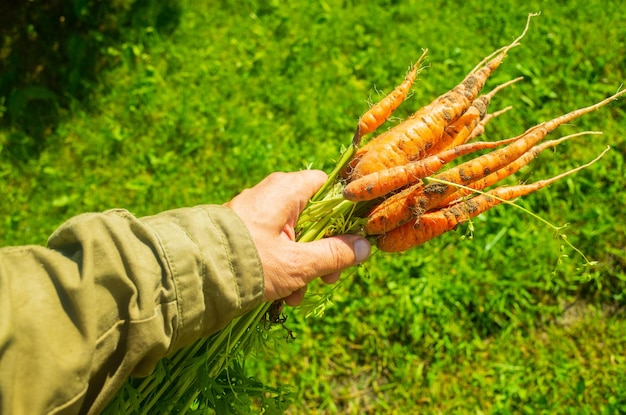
[1,0,625,413]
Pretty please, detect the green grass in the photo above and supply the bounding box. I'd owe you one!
[2,0,626,413]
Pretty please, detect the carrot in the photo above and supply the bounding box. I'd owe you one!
[343,136,520,202]
[423,77,523,156]
[417,101,486,156]
[365,89,626,235]
[352,49,428,146]
[340,51,428,178]
[465,105,513,142]
[423,90,625,203]
[467,12,540,75]
[349,16,533,179]
[437,131,603,207]
[377,146,610,252]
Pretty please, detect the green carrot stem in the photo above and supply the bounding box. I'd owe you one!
[310,145,355,202]
[176,390,201,415]
[107,142,360,414]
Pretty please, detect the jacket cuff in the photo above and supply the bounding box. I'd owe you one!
[143,205,264,352]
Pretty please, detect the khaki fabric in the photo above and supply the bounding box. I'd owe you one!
[0,205,264,414]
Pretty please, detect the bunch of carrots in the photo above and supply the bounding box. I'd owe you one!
[298,13,621,257]
[106,13,624,414]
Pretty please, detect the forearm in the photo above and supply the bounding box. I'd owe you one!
[0,205,264,415]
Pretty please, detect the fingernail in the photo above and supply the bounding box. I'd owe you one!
[354,238,371,263]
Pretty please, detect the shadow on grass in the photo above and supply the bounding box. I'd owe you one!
[0,0,181,162]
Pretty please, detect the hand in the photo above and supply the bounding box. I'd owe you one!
[225,170,371,306]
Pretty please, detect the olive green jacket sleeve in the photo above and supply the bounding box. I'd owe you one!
[0,205,265,415]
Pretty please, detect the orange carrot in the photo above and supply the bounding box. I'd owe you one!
[349,18,532,179]
[341,51,428,179]
[437,131,603,207]
[417,101,486,156]
[465,105,513,142]
[423,90,624,203]
[365,89,626,235]
[343,136,519,202]
[424,77,522,156]
[376,146,610,252]
[353,49,428,146]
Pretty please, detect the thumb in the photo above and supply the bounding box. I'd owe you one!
[296,235,371,283]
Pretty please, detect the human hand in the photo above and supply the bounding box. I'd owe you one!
[225,170,371,306]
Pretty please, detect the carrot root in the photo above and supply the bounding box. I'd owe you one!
[466,105,513,142]
[343,136,523,202]
[365,89,623,235]
[349,20,534,179]
[436,130,603,207]
[377,145,610,252]
[353,49,429,146]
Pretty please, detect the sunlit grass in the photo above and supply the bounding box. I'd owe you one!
[1,0,625,413]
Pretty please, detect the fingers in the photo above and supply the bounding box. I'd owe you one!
[281,170,328,219]
[225,170,329,243]
[284,287,307,306]
[230,170,370,306]
[262,170,328,211]
[321,271,341,284]
[278,236,369,305]
[288,170,328,207]
[244,170,328,230]
[294,235,371,285]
